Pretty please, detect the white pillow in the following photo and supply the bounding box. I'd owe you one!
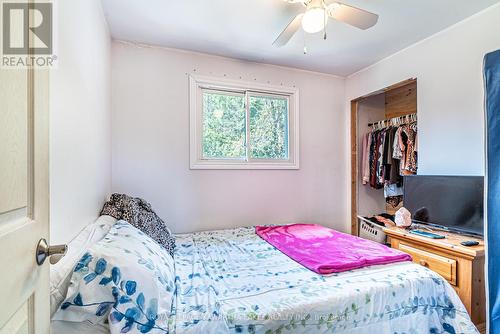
[52,220,175,334]
[51,215,117,316]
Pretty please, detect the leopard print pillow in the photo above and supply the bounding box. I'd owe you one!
[100,193,175,256]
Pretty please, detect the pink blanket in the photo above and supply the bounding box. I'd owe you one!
[255,224,412,274]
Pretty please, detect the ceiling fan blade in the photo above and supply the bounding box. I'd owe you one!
[273,13,304,47]
[327,2,378,30]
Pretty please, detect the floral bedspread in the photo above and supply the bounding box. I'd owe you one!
[171,226,478,334]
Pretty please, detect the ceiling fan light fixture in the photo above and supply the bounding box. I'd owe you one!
[301,7,326,33]
[326,3,340,16]
[273,0,378,47]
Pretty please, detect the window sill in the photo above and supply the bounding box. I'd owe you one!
[190,160,299,170]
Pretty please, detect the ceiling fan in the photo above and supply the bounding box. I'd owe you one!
[273,0,379,47]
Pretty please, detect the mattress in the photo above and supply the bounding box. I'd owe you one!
[172,226,478,334]
[52,225,478,333]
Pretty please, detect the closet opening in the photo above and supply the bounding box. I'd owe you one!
[350,78,417,236]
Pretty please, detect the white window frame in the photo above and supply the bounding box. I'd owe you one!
[189,75,300,170]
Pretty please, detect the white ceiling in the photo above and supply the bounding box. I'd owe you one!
[101,0,499,76]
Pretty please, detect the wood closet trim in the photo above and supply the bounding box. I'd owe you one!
[350,78,416,103]
[350,100,358,235]
[350,78,417,236]
[385,81,417,118]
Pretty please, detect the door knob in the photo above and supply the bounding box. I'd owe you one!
[36,238,67,265]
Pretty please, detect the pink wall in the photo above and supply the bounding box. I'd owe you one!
[111,41,348,233]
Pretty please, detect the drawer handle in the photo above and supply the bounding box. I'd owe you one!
[419,260,428,267]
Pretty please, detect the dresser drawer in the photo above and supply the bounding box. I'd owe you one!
[399,243,457,285]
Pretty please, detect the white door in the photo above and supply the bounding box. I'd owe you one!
[0,49,51,334]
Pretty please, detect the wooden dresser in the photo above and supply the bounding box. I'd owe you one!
[383,227,485,333]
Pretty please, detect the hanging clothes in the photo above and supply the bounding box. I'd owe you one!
[376,130,387,185]
[393,126,403,160]
[369,130,381,188]
[362,117,418,192]
[361,132,371,185]
[387,127,403,186]
[368,129,386,189]
[398,123,418,174]
[382,127,393,180]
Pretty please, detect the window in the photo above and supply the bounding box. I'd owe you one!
[190,75,299,169]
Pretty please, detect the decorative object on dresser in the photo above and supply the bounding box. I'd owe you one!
[384,227,485,333]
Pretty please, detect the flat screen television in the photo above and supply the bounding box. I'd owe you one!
[403,175,484,237]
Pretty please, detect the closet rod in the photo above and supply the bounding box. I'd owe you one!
[367,113,417,127]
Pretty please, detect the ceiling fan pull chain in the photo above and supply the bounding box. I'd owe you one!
[303,30,308,54]
[323,5,327,40]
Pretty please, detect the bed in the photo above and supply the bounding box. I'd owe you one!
[52,220,478,334]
